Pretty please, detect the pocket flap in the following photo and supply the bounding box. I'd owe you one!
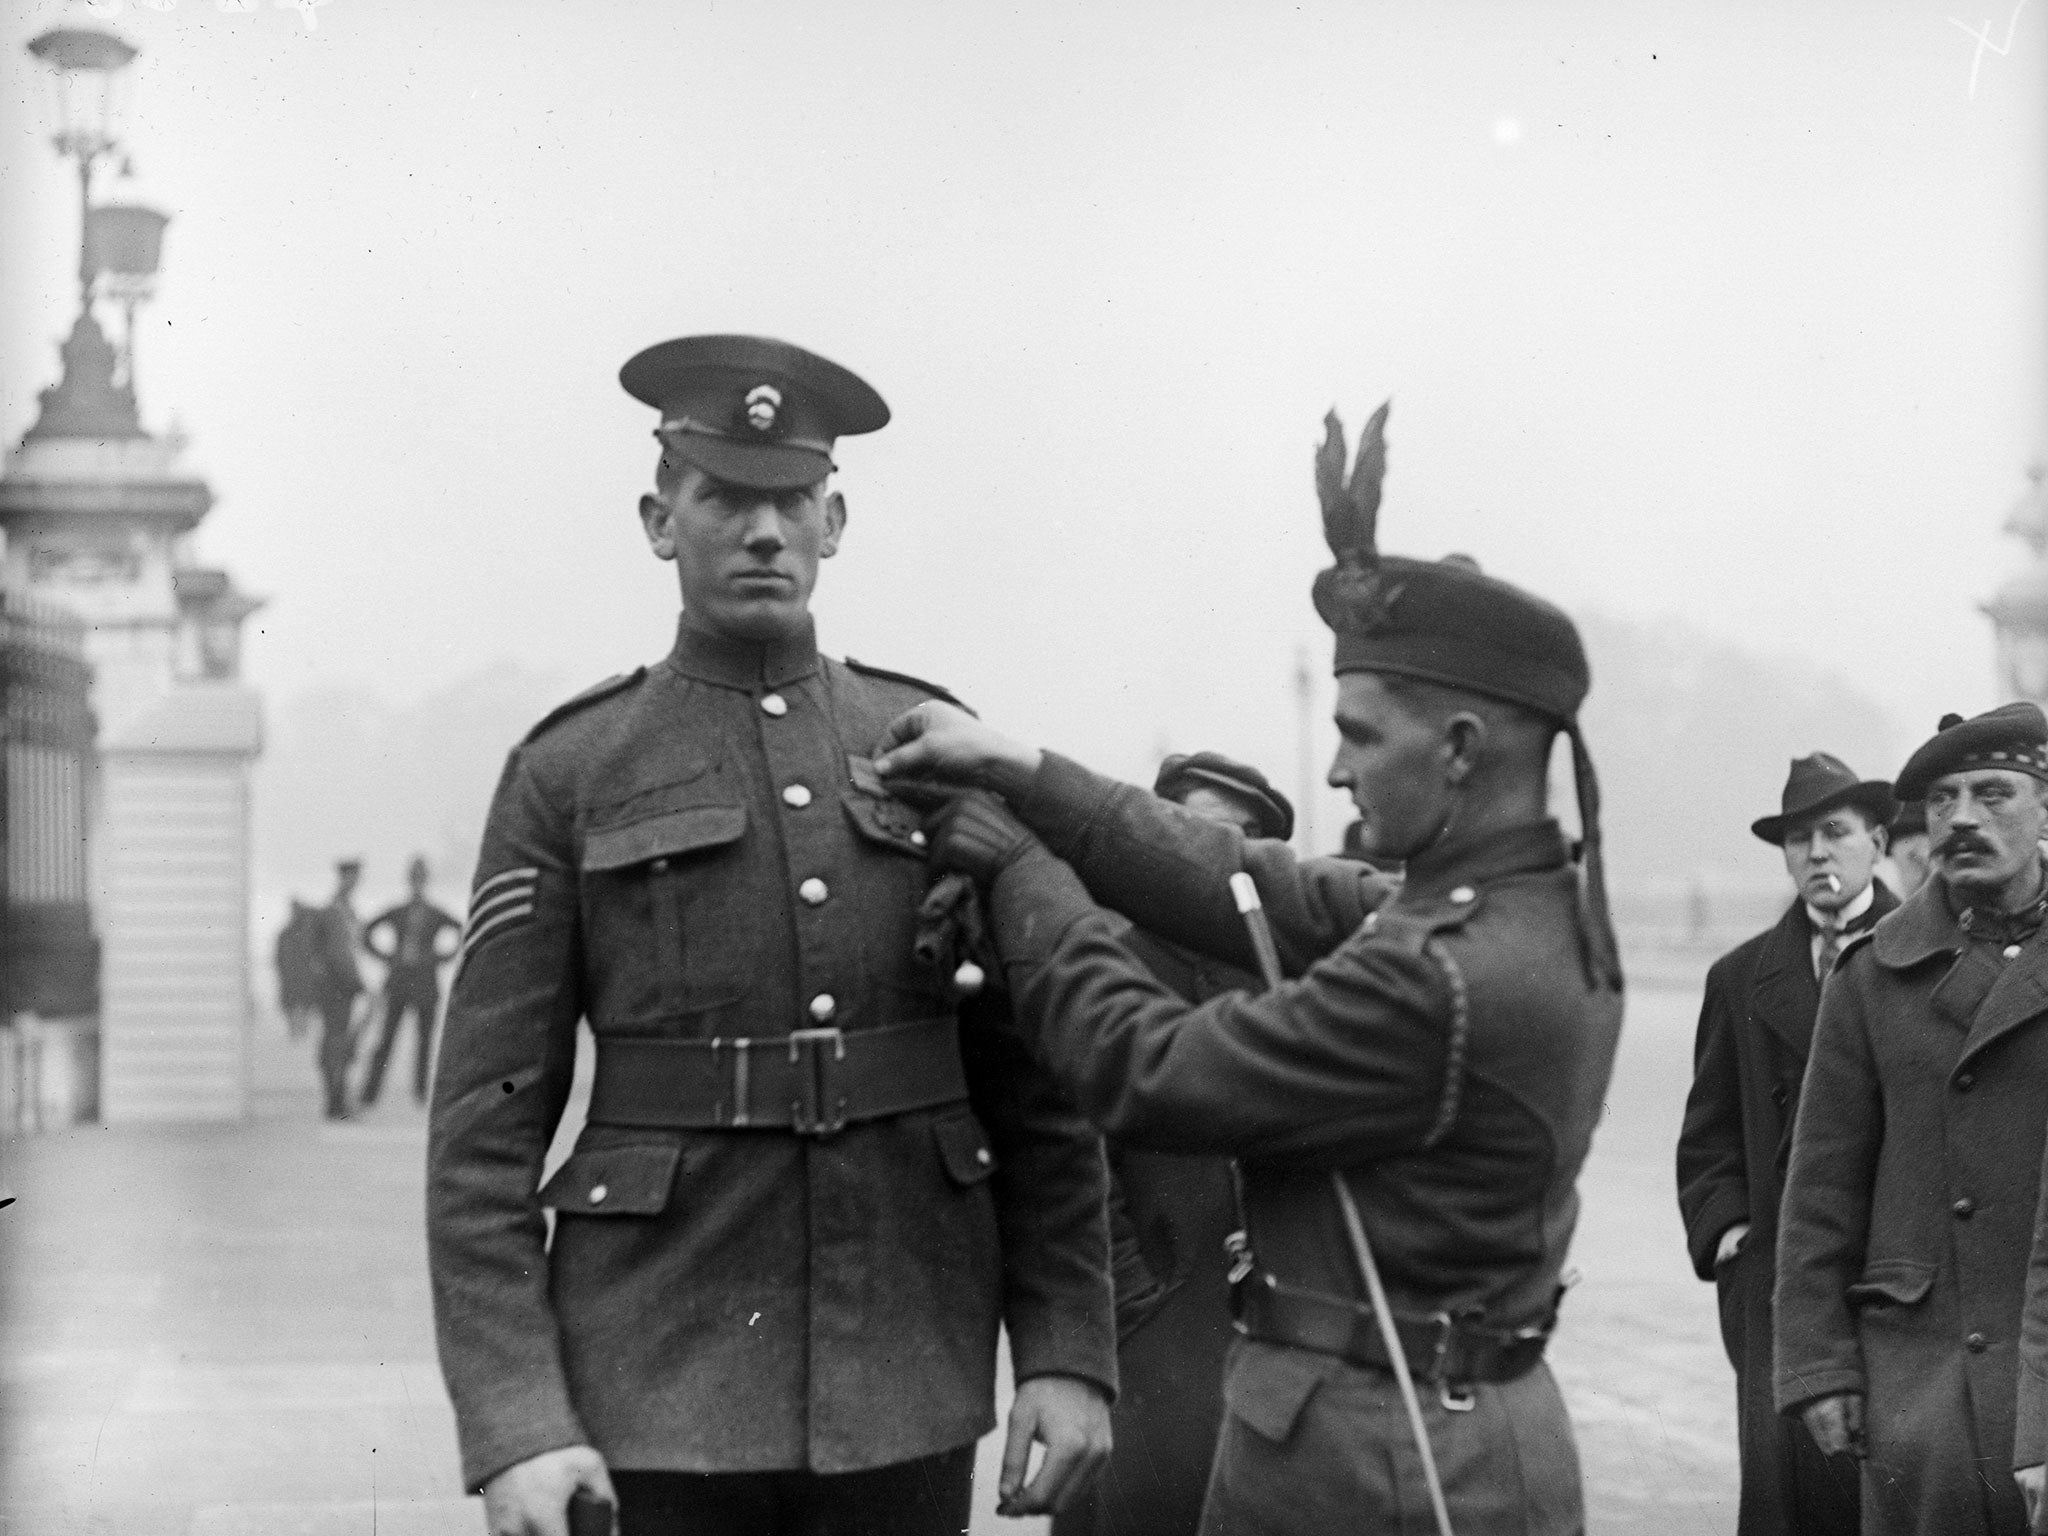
[933,1109,997,1186]
[842,791,927,857]
[583,806,746,872]
[539,1142,682,1215]
[1222,1342,1338,1443]
[1847,1258,1935,1307]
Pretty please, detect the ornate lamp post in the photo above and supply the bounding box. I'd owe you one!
[26,27,139,311]
[25,27,171,420]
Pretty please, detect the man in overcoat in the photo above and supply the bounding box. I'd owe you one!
[1776,702,2048,1536]
[878,405,1627,1534]
[1679,751,1896,1536]
[1056,754,1290,1536]
[426,335,1115,1536]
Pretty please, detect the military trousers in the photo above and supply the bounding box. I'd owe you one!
[611,1444,976,1536]
[315,984,358,1119]
[1199,1339,1583,1536]
[360,968,440,1105]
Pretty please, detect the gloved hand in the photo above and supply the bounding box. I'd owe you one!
[925,791,1039,884]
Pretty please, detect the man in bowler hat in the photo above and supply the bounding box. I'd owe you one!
[1677,752,1897,1536]
[426,336,1114,1536]
[1777,703,2048,1534]
[877,404,1625,1532]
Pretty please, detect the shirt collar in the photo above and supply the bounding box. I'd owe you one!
[1805,881,1876,934]
[664,614,821,691]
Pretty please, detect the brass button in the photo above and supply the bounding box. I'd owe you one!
[1967,1332,1988,1353]
[809,993,836,1022]
[1957,1072,1976,1092]
[651,858,669,874]
[799,878,829,906]
[910,829,928,848]
[783,784,813,808]
[1449,886,1476,904]
[2006,944,2023,960]
[760,693,789,717]
[589,1184,609,1205]
[1954,1197,1976,1219]
[975,1147,992,1167]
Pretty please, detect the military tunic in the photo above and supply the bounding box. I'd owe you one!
[426,621,1114,1493]
[986,753,1624,1534]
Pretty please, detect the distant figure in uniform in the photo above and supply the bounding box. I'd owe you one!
[1777,704,2048,1536]
[359,855,460,1107]
[314,858,366,1121]
[1677,752,1896,1536]
[878,403,1625,1534]
[426,335,1114,1536]
[1055,754,1291,1536]
[1882,800,1933,901]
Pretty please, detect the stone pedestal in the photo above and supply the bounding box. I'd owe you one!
[99,683,260,1122]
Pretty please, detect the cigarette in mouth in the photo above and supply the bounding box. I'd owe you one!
[1824,875,1842,894]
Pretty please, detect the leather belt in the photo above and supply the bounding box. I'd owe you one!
[1235,1270,1554,1390]
[588,1016,967,1136]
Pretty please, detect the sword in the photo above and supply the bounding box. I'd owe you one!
[1228,873,1457,1536]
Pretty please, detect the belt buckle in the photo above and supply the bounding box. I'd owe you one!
[788,1027,848,1136]
[1430,1311,1476,1413]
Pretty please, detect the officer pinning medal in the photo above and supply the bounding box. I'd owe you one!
[874,403,1625,1534]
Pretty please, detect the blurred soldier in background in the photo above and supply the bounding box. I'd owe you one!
[878,404,1626,1534]
[1777,704,2048,1536]
[1677,752,1896,1536]
[426,335,1113,1536]
[310,858,366,1121]
[1882,801,1933,901]
[359,855,460,1107]
[1055,754,1291,1536]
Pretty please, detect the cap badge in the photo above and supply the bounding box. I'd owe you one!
[745,384,782,434]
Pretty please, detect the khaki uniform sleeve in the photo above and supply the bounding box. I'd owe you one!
[988,844,1451,1164]
[1015,752,1390,977]
[425,745,587,1491]
[960,987,1118,1401]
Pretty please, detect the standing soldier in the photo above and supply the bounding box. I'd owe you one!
[1057,754,1291,1536]
[359,854,461,1107]
[426,335,1114,1536]
[1776,703,2048,1535]
[1677,753,1896,1536]
[314,857,365,1121]
[878,404,1626,1533]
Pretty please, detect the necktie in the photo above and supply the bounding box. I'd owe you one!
[1816,922,1844,980]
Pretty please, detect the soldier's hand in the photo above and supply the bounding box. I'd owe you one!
[875,702,1043,799]
[997,1373,1113,1517]
[2017,1463,2047,1530]
[1799,1392,1865,1459]
[481,1445,616,1536]
[926,792,1039,884]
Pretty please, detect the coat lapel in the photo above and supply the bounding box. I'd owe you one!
[1751,903,1822,1058]
[1959,931,2048,1066]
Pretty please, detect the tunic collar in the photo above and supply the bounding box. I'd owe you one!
[1875,855,2048,968]
[665,614,821,691]
[1401,818,1571,902]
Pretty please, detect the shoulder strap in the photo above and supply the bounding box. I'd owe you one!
[522,667,647,742]
[843,656,971,713]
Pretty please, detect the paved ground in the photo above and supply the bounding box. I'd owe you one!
[0,965,1738,1534]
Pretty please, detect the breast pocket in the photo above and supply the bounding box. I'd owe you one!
[581,804,751,1025]
[841,787,952,1014]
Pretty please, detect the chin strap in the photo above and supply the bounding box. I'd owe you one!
[1568,723,1624,992]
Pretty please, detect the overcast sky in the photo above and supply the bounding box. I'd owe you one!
[2,0,2041,840]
